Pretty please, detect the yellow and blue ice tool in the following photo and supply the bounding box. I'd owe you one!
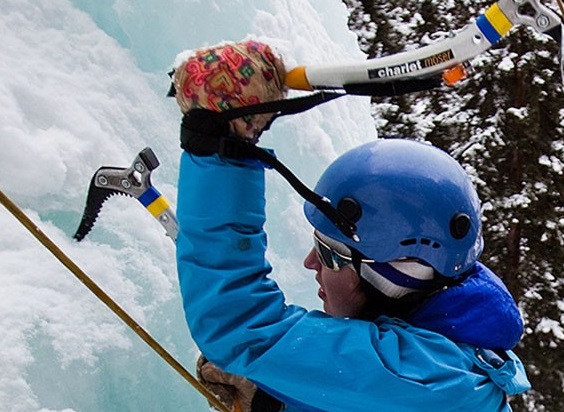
[74,147,178,242]
[285,0,563,93]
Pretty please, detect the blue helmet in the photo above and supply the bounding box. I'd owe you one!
[304,139,483,277]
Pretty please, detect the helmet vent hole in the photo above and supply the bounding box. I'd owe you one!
[400,238,442,248]
[400,238,417,246]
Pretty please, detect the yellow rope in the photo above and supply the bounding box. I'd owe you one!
[0,188,230,412]
[233,398,244,412]
[557,0,564,19]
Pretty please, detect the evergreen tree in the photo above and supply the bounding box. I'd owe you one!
[343,1,564,410]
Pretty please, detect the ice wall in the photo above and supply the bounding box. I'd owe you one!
[0,0,375,410]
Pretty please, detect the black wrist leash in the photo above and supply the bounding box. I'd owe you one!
[179,92,360,241]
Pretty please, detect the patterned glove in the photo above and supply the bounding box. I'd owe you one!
[172,40,287,139]
[197,355,285,412]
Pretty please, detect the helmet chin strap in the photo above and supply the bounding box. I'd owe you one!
[350,248,364,275]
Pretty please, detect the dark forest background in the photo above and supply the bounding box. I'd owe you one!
[342,1,564,410]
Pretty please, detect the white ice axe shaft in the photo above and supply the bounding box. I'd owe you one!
[285,0,563,91]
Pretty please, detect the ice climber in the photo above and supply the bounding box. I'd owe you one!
[171,40,530,412]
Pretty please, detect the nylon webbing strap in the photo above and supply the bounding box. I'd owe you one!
[211,91,344,122]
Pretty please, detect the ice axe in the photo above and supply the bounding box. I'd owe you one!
[285,0,564,94]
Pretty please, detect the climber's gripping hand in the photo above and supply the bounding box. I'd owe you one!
[171,40,286,141]
[197,355,285,412]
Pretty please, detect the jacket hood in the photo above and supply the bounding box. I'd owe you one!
[407,262,523,350]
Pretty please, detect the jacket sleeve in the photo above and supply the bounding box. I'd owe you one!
[176,151,519,412]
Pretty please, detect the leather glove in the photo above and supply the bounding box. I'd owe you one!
[197,355,284,412]
[172,40,287,139]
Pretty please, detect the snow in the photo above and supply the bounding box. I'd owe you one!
[539,154,564,174]
[506,107,528,120]
[536,318,564,341]
[0,0,374,410]
[498,55,515,71]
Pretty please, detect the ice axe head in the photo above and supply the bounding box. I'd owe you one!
[73,147,178,243]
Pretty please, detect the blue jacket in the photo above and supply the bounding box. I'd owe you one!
[407,262,524,350]
[176,152,530,412]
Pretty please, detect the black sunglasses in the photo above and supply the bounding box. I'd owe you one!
[313,232,374,271]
